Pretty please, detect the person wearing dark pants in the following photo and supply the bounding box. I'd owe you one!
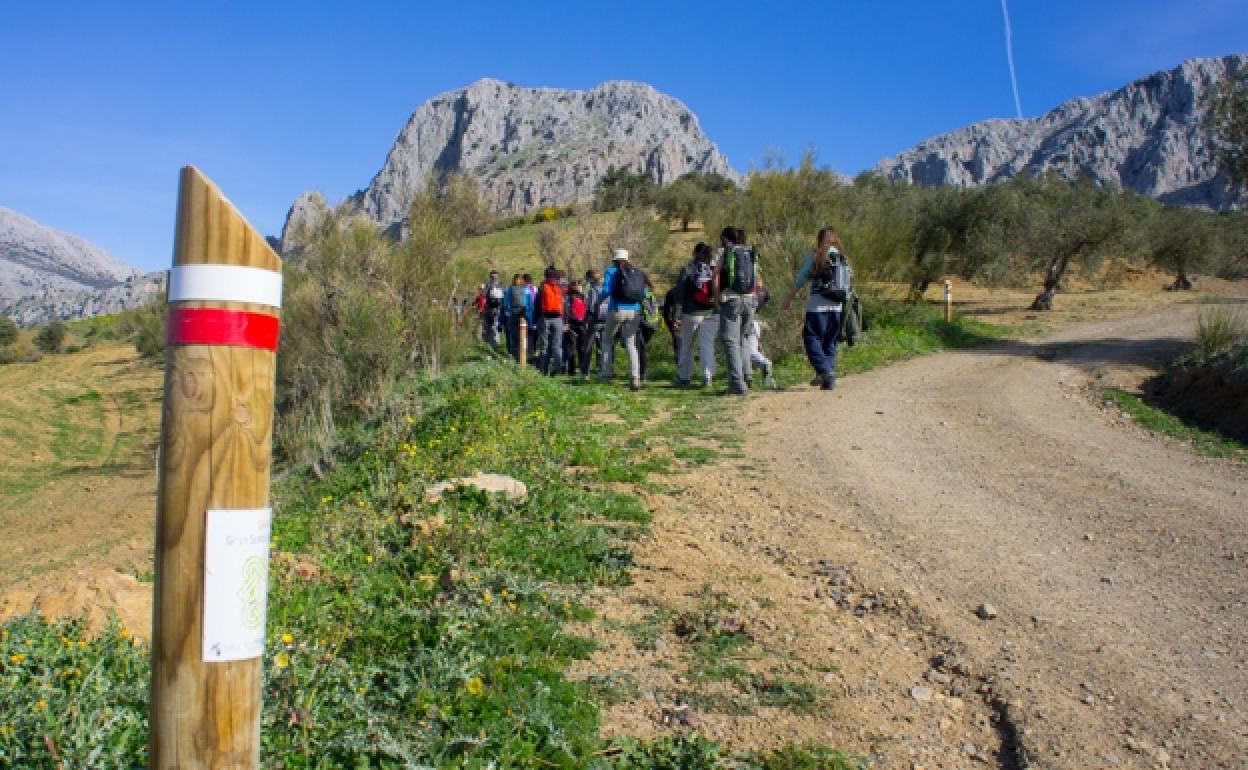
[780,226,852,390]
[712,227,760,396]
[580,270,604,378]
[535,267,566,376]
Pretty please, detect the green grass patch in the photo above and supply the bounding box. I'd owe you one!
[1102,388,1247,460]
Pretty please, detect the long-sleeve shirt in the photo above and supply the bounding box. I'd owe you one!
[793,252,847,313]
[600,265,641,313]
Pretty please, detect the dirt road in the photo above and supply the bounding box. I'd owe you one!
[581,304,1245,769]
[750,305,1246,767]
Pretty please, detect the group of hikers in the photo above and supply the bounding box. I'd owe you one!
[471,226,857,394]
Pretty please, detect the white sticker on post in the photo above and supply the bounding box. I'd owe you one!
[202,508,272,662]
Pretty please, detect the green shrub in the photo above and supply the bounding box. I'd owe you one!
[1196,305,1247,359]
[33,322,67,353]
[0,317,16,347]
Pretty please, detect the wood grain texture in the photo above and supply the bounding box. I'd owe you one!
[150,166,281,769]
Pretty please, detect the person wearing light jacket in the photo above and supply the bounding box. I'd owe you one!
[780,226,851,390]
[597,249,643,390]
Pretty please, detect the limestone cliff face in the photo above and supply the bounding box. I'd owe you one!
[281,79,737,252]
[876,55,1247,209]
[0,207,139,306]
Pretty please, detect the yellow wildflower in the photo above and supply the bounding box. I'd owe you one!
[482,590,493,604]
[281,632,294,646]
[9,653,26,665]
[36,699,47,711]
[465,676,484,696]
[120,628,132,640]
[274,651,290,669]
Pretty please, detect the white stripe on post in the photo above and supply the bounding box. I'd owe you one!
[167,264,284,307]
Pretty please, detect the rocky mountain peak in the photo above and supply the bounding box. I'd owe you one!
[877,54,1247,209]
[281,79,737,252]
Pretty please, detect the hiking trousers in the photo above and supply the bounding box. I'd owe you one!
[581,322,604,376]
[802,309,843,382]
[482,307,500,345]
[677,311,718,383]
[506,314,526,362]
[744,326,771,374]
[718,296,754,394]
[600,309,640,382]
[637,324,657,382]
[537,316,564,376]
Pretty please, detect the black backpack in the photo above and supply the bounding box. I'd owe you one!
[507,284,528,316]
[811,253,850,302]
[613,264,647,304]
[722,245,757,294]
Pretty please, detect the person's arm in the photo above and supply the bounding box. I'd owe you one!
[711,253,722,306]
[779,253,813,311]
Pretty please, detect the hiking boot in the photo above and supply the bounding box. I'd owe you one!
[809,372,827,387]
[703,374,713,388]
[672,378,690,388]
[764,374,777,389]
[821,377,837,391]
[629,379,642,392]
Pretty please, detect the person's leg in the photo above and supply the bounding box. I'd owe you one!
[698,313,718,385]
[719,298,747,394]
[618,310,641,386]
[677,314,697,383]
[507,315,520,361]
[802,311,831,380]
[578,324,592,375]
[599,313,619,379]
[637,326,650,382]
[549,318,563,376]
[821,310,842,389]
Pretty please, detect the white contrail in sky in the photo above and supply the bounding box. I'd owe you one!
[1001,0,1024,118]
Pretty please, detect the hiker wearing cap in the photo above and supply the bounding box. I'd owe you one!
[674,241,720,388]
[780,226,851,390]
[535,266,566,375]
[712,227,761,395]
[598,249,646,390]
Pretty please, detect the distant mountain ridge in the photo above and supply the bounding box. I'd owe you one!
[877,55,1247,209]
[281,79,737,252]
[1,207,139,305]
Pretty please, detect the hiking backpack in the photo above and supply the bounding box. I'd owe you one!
[811,252,851,302]
[613,264,647,304]
[486,283,504,308]
[640,289,661,329]
[538,282,564,315]
[507,284,528,316]
[689,261,715,308]
[722,245,757,294]
[568,294,588,324]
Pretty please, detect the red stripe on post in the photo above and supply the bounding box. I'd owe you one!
[167,308,281,351]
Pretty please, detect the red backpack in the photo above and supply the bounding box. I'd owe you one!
[568,294,588,323]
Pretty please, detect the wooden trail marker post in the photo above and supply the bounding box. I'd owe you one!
[944,279,953,323]
[150,166,282,768]
[518,318,528,368]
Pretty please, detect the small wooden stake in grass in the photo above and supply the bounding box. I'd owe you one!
[519,318,528,368]
[944,279,953,323]
[150,166,282,769]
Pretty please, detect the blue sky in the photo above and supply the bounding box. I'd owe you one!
[2,0,1245,272]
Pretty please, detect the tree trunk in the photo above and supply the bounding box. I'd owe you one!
[1031,254,1070,311]
[906,279,931,304]
[1169,272,1193,291]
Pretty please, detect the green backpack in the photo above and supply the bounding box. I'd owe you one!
[640,288,661,329]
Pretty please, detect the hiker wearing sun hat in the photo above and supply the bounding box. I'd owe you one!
[597,248,647,390]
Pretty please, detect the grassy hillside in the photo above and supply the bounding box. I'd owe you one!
[0,343,160,588]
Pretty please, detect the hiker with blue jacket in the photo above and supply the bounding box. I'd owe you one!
[501,273,534,363]
[780,226,852,390]
[597,249,646,391]
[712,227,762,396]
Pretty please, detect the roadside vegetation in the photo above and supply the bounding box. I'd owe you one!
[3,155,1246,766]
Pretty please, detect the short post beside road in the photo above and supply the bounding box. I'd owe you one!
[944,279,953,323]
[149,166,282,769]
[518,318,528,368]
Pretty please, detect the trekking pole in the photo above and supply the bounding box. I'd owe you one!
[150,166,282,768]
[944,279,953,323]
[519,318,528,368]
